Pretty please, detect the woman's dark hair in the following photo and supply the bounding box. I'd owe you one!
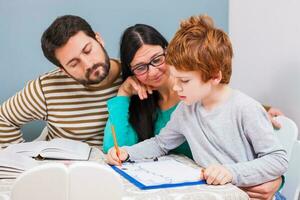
[120,24,168,141]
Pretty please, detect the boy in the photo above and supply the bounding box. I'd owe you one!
[106,15,288,189]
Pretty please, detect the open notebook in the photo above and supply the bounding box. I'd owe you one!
[4,138,91,161]
[111,158,205,190]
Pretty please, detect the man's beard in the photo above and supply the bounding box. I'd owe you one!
[76,48,111,86]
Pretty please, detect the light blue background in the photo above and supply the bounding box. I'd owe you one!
[0,0,228,141]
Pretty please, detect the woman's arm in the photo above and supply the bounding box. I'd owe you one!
[102,96,138,153]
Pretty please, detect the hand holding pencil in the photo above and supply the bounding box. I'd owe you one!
[106,146,129,166]
[106,125,129,166]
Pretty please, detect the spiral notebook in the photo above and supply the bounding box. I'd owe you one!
[111,158,205,190]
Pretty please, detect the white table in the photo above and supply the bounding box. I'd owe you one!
[0,147,249,200]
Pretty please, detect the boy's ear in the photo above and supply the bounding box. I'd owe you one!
[211,71,222,85]
[95,32,105,47]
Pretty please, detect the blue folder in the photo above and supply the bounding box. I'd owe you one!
[111,165,206,190]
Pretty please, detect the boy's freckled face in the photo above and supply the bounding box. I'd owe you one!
[170,66,212,105]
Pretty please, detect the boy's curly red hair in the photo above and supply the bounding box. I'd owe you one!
[166,15,233,84]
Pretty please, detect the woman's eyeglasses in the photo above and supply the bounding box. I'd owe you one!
[131,53,165,76]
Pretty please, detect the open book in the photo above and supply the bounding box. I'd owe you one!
[4,138,91,161]
[0,151,39,179]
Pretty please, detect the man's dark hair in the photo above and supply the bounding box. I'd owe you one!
[41,15,96,67]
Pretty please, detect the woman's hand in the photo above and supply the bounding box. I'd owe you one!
[117,76,153,99]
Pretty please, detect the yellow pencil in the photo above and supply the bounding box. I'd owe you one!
[111,125,122,165]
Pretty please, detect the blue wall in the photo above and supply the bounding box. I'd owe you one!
[0,0,228,140]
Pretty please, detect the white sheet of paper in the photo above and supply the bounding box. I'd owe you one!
[117,159,201,186]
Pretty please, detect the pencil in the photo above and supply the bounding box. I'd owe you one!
[111,125,122,165]
[201,168,206,180]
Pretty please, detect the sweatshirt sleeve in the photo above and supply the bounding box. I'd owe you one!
[0,78,47,148]
[102,96,138,153]
[224,103,288,187]
[125,103,186,160]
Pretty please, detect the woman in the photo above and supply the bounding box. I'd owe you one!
[103,24,192,158]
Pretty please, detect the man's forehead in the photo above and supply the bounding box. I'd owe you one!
[55,31,92,64]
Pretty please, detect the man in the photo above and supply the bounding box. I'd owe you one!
[0,15,122,147]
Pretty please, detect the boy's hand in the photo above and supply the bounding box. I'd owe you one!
[106,147,129,166]
[200,164,233,185]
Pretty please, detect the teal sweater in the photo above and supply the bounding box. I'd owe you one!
[103,96,193,159]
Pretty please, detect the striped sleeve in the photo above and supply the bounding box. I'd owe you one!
[0,78,47,148]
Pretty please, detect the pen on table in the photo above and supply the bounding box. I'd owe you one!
[111,125,122,166]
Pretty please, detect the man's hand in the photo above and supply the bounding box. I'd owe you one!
[241,176,282,200]
[267,107,284,129]
[200,164,233,185]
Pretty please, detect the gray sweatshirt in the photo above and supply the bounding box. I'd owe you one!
[125,90,288,187]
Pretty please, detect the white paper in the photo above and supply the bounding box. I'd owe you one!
[116,159,201,186]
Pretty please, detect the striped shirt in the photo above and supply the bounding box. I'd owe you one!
[0,62,122,148]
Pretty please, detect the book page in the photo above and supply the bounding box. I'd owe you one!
[4,139,91,160]
[0,151,39,179]
[116,159,201,186]
[40,138,91,160]
[4,141,46,157]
